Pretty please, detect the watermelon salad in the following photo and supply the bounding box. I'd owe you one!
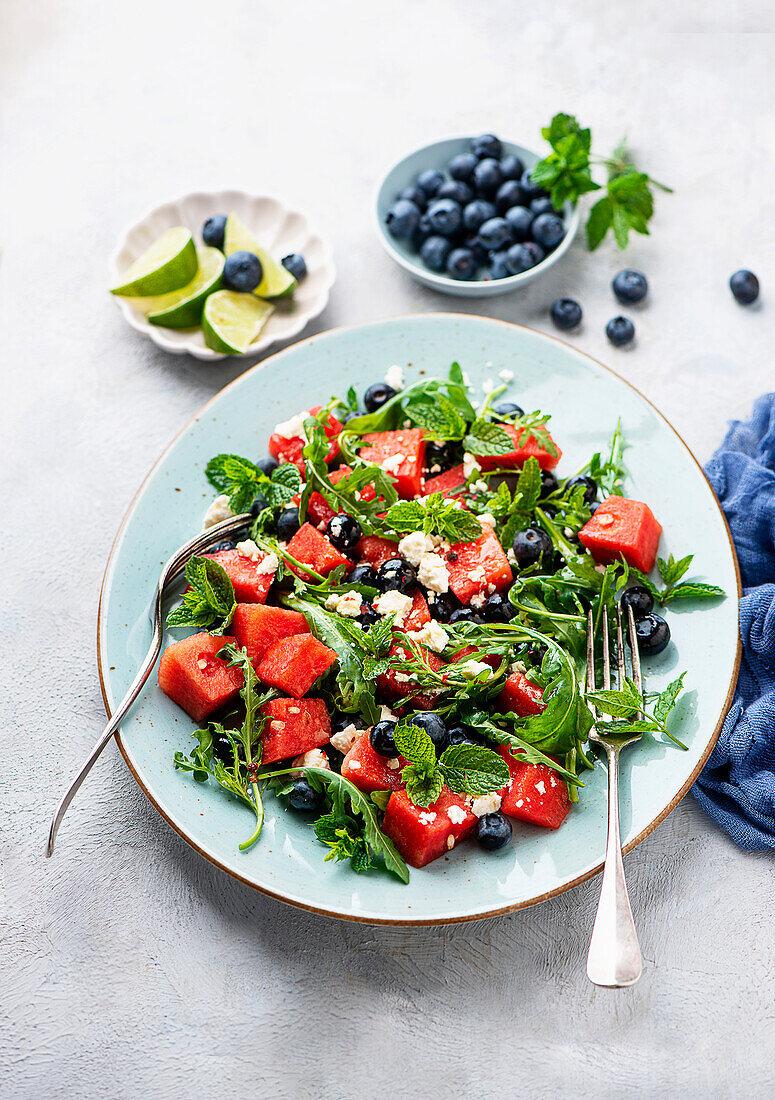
[159,362,725,882]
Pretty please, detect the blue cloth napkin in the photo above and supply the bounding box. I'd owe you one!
[692,394,775,849]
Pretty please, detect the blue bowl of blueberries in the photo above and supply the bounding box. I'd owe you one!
[375,132,579,297]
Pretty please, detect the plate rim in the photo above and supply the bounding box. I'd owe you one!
[97,314,742,925]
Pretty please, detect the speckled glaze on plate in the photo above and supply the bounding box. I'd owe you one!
[97,315,740,924]
[108,190,335,361]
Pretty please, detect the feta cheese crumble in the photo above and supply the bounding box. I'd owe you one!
[386,758,401,771]
[398,530,435,567]
[499,368,514,382]
[417,552,449,594]
[482,379,494,395]
[447,805,468,825]
[471,792,502,817]
[324,590,363,618]
[419,811,437,825]
[330,724,361,754]
[380,452,406,475]
[292,748,330,770]
[458,659,492,681]
[274,410,309,441]
[535,780,546,795]
[203,494,234,530]
[384,364,404,391]
[235,543,278,575]
[406,620,449,653]
[236,539,262,561]
[463,452,481,480]
[374,590,413,625]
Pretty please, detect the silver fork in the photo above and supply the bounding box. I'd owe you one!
[585,604,644,988]
[45,511,252,857]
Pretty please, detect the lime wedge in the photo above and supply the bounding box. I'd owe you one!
[139,248,225,328]
[202,290,274,354]
[223,212,297,299]
[110,227,198,297]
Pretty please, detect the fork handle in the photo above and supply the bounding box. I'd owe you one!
[586,746,643,987]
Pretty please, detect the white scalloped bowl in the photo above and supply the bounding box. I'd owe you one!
[108,190,336,361]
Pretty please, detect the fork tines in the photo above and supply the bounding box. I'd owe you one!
[586,604,643,717]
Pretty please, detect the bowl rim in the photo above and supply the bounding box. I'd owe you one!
[373,135,581,293]
[108,188,336,361]
[97,312,742,926]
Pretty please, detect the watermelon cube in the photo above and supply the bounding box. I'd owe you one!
[376,642,445,711]
[443,524,512,604]
[230,603,308,666]
[497,671,546,716]
[360,429,425,498]
[382,786,477,867]
[447,645,501,670]
[268,405,343,472]
[340,730,407,792]
[203,548,276,603]
[285,523,351,578]
[402,590,431,631]
[256,632,337,698]
[158,632,243,723]
[478,424,561,471]
[356,535,400,567]
[260,697,331,764]
[420,464,466,498]
[497,746,570,829]
[578,495,662,573]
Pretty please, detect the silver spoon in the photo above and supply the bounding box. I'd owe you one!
[46,511,251,857]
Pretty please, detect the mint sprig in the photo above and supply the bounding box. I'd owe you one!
[385,492,482,544]
[393,722,509,808]
[166,555,236,633]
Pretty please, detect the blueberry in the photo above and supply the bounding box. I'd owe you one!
[613,269,648,304]
[495,180,527,214]
[332,713,365,734]
[426,198,463,237]
[471,133,503,160]
[446,248,478,280]
[589,501,601,515]
[473,158,503,198]
[478,217,512,251]
[565,474,597,503]
[449,607,483,625]
[448,152,479,182]
[208,539,237,553]
[550,298,582,331]
[276,507,301,541]
[504,206,534,242]
[525,643,547,667]
[385,199,421,240]
[462,200,496,233]
[426,440,462,472]
[447,727,478,747]
[730,269,760,305]
[476,812,512,851]
[482,593,516,622]
[420,235,453,273]
[465,235,489,265]
[489,251,511,280]
[410,712,448,752]
[492,401,524,419]
[430,592,461,623]
[281,253,307,281]
[256,457,278,476]
[505,244,536,275]
[417,168,445,198]
[249,492,269,518]
[621,585,654,619]
[202,214,227,249]
[223,250,263,292]
[606,316,635,347]
[364,382,397,412]
[377,557,417,594]
[358,605,380,630]
[530,197,555,216]
[437,180,474,206]
[629,613,670,656]
[370,720,397,757]
[327,513,362,552]
[512,526,552,570]
[399,185,427,211]
[519,169,548,201]
[211,726,241,764]
[349,562,377,586]
[412,214,433,249]
[531,213,565,250]
[539,469,559,498]
[522,241,546,265]
[499,154,525,180]
[288,777,324,813]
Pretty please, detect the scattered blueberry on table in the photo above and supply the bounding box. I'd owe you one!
[550,298,583,331]
[612,269,648,304]
[729,269,760,304]
[384,133,569,280]
[606,315,635,347]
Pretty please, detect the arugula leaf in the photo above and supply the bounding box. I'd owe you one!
[166,556,236,633]
[438,743,510,797]
[385,493,482,544]
[587,421,626,497]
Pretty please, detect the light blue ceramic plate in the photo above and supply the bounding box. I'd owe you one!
[98,315,740,925]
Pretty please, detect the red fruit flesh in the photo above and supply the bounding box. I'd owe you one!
[497,671,546,716]
[158,632,243,723]
[230,603,308,667]
[382,786,477,867]
[260,697,331,764]
[256,632,337,698]
[497,746,570,829]
[578,495,662,573]
[340,731,407,792]
[478,425,561,472]
[203,548,276,603]
[285,523,351,578]
[443,524,512,604]
[359,429,425,498]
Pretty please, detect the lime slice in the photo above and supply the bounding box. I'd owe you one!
[202,290,274,354]
[223,212,297,299]
[140,248,225,329]
[110,227,198,297]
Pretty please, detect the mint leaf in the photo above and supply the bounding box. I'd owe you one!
[166,555,236,633]
[405,393,467,440]
[653,672,686,725]
[205,453,263,513]
[662,582,726,604]
[385,493,482,544]
[268,463,301,507]
[438,744,510,797]
[657,554,693,587]
[466,420,514,456]
[587,677,642,718]
[402,762,444,808]
[393,722,437,768]
[586,195,613,250]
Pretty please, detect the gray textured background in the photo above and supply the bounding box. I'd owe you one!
[3,3,774,1097]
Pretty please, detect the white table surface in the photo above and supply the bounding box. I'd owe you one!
[3,3,774,1096]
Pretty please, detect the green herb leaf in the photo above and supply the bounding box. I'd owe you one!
[205,453,263,513]
[653,672,686,725]
[402,762,445,808]
[438,743,510,797]
[466,420,514,456]
[166,555,236,633]
[587,677,643,718]
[268,462,301,507]
[405,393,467,440]
[661,581,726,604]
[393,722,437,768]
[385,493,483,544]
